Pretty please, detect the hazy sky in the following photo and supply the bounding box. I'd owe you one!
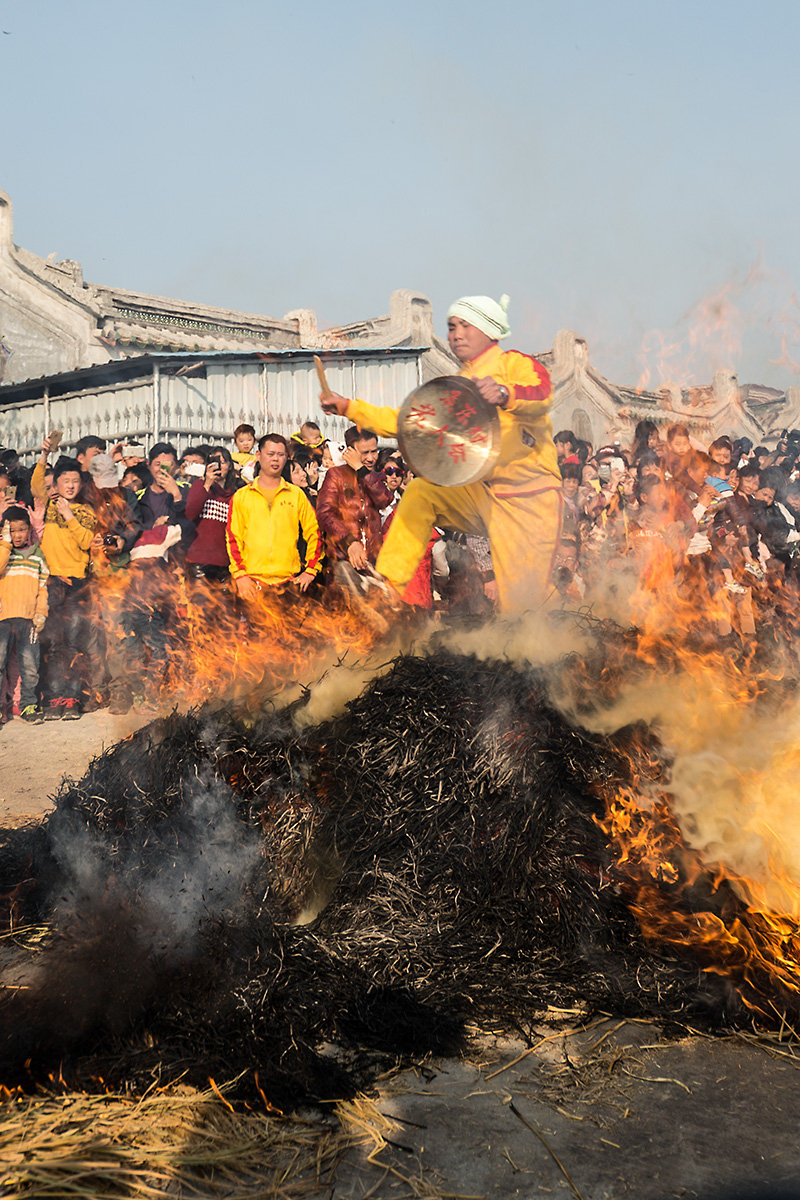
[2,0,800,388]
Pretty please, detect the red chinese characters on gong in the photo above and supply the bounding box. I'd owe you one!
[436,388,461,414]
[408,402,436,428]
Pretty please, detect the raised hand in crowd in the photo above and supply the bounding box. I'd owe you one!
[204,459,222,490]
[342,446,363,472]
[155,464,182,500]
[54,494,74,522]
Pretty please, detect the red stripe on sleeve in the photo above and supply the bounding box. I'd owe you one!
[513,381,551,403]
[226,495,247,575]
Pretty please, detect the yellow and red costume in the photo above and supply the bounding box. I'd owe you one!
[347,344,562,612]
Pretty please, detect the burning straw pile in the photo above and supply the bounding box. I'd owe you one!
[0,636,790,1109]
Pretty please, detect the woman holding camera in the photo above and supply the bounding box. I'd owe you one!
[184,447,242,583]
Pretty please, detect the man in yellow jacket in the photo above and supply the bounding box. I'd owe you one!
[226,433,323,598]
[321,295,562,613]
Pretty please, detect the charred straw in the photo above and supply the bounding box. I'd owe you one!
[0,645,780,1108]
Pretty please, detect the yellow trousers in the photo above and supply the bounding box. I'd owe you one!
[377,476,563,613]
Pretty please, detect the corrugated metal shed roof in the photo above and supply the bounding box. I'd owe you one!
[0,346,428,406]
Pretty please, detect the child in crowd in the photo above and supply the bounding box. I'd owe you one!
[0,506,49,723]
[231,424,259,481]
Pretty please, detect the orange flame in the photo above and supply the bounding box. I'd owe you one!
[92,564,394,715]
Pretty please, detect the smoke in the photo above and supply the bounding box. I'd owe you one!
[633,257,800,391]
[292,622,437,729]
[540,630,800,920]
[47,772,261,958]
[0,771,262,1068]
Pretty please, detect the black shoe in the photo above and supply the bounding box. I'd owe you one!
[61,698,82,721]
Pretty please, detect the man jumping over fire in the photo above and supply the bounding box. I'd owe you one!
[320,294,562,613]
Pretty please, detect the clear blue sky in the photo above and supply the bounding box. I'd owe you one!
[2,0,799,388]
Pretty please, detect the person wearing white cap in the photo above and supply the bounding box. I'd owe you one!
[320,294,562,613]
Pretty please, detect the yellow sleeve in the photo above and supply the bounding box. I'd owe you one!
[226,491,249,579]
[503,353,553,423]
[31,459,48,502]
[67,514,96,551]
[0,543,10,574]
[347,397,399,439]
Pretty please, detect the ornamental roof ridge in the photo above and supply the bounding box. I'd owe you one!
[94,283,298,335]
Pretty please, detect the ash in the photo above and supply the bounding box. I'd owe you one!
[0,647,742,1108]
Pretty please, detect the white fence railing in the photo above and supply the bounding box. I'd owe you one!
[0,349,424,460]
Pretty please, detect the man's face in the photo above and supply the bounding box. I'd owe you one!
[235,431,255,453]
[355,436,379,470]
[710,447,732,470]
[786,490,800,513]
[640,461,662,480]
[9,519,29,548]
[740,473,760,496]
[447,317,496,364]
[57,470,82,500]
[151,453,177,479]
[259,440,288,478]
[669,433,691,458]
[77,446,103,471]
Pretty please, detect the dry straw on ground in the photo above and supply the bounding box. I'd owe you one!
[1,1079,419,1200]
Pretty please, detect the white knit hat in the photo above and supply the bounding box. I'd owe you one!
[447,294,511,340]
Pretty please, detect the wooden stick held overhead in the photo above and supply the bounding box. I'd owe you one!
[314,355,332,399]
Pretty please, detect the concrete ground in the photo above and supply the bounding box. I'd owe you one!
[0,707,153,826]
[327,1021,800,1200]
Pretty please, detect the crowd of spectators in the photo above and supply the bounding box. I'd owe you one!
[550,419,800,646]
[1,413,797,725]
